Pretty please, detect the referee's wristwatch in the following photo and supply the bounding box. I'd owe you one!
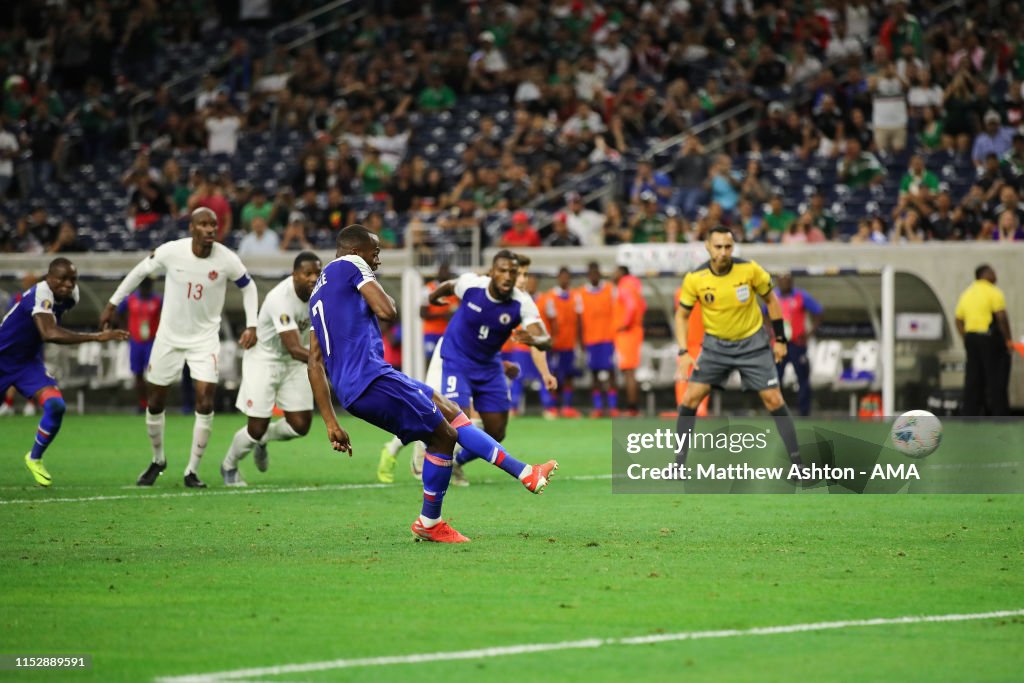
[677,348,689,356]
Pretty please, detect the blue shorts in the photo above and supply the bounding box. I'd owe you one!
[442,357,510,413]
[502,349,539,382]
[586,342,615,372]
[424,333,443,358]
[547,350,577,381]
[0,359,57,399]
[129,339,155,376]
[346,369,445,446]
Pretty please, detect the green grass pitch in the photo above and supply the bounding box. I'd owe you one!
[0,414,1022,682]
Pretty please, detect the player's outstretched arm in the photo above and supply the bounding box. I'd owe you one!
[35,313,129,345]
[101,254,164,329]
[307,334,351,454]
[427,279,457,305]
[512,321,552,351]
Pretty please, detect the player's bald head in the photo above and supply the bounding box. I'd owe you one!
[190,207,217,224]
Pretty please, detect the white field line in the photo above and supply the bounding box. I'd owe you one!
[0,474,614,506]
[155,609,1024,683]
[3,460,1021,506]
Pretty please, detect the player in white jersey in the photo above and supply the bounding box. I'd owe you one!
[100,208,259,488]
[220,252,322,486]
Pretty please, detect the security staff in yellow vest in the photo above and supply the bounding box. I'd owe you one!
[955,264,1014,416]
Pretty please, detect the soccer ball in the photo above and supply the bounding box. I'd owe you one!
[889,410,943,459]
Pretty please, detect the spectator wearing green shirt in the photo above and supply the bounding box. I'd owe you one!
[627,192,674,243]
[1000,133,1024,183]
[70,78,115,161]
[161,158,190,216]
[805,190,837,240]
[240,187,274,231]
[417,70,456,112]
[763,193,797,243]
[365,211,398,249]
[899,155,939,198]
[837,139,884,188]
[918,106,944,152]
[358,147,392,195]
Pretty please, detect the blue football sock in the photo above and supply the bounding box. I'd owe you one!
[31,395,66,460]
[562,389,573,408]
[421,451,453,520]
[454,421,527,479]
[539,383,556,409]
[607,389,619,410]
[592,390,604,410]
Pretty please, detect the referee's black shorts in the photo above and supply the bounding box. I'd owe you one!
[691,328,779,391]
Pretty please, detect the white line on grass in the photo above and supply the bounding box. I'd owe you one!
[0,474,614,506]
[154,609,1024,683]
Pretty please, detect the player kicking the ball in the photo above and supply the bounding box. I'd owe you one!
[0,258,129,486]
[220,251,322,486]
[309,226,558,543]
[101,208,259,488]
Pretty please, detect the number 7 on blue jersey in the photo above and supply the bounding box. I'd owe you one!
[312,299,331,356]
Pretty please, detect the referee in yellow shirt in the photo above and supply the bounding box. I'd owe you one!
[673,226,805,472]
[955,264,1014,416]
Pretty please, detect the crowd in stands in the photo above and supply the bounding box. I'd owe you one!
[2,0,1024,257]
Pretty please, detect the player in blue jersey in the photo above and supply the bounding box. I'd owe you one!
[308,226,558,543]
[0,258,129,486]
[428,250,552,442]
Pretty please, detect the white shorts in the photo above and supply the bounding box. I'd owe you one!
[235,353,313,418]
[425,337,444,392]
[146,334,220,386]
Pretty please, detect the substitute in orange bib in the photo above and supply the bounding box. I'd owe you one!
[614,265,647,417]
[577,262,618,417]
[540,267,581,418]
[421,262,458,368]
